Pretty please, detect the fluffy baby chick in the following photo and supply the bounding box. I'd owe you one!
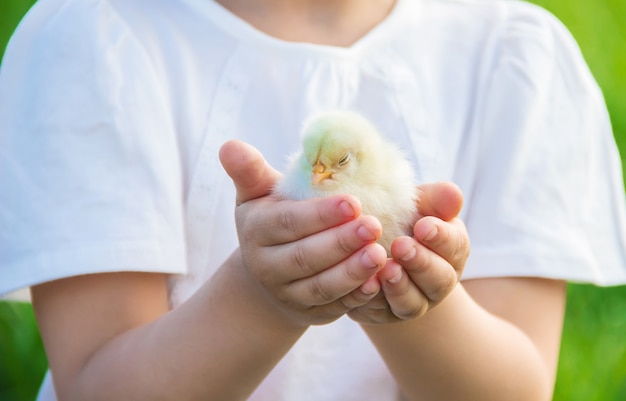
[274,110,418,255]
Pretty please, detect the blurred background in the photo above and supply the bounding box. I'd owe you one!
[1,0,625,400]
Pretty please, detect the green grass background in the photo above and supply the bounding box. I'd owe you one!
[1,0,625,400]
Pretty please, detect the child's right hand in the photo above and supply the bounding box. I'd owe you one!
[220,140,388,328]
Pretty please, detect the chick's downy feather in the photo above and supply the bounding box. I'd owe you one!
[274,110,418,254]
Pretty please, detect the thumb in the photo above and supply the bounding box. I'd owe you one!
[416,181,464,221]
[219,140,282,205]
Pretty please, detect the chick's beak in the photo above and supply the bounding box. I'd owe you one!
[311,161,332,185]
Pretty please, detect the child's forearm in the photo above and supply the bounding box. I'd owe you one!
[34,252,307,401]
[361,284,555,401]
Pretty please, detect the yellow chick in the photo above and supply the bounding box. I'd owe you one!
[274,110,418,255]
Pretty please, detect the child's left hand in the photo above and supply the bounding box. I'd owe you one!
[349,182,470,324]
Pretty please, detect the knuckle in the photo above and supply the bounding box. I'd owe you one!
[335,230,355,256]
[451,231,468,264]
[446,221,470,267]
[411,246,434,275]
[316,203,334,228]
[343,260,364,284]
[336,296,353,311]
[426,268,457,303]
[278,209,299,236]
[290,244,313,275]
[308,276,335,304]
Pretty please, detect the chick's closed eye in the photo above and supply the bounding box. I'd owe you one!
[337,153,351,167]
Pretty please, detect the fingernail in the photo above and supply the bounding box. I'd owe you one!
[360,250,378,268]
[357,225,377,242]
[339,200,356,218]
[423,225,438,241]
[400,246,417,262]
[388,270,403,284]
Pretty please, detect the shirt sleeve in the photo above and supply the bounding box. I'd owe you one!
[0,0,187,295]
[462,1,626,285]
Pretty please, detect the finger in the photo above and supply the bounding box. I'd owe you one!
[219,140,281,205]
[239,194,364,246]
[326,277,382,314]
[285,242,387,306]
[416,181,464,221]
[347,292,396,324]
[390,236,459,306]
[376,260,429,319]
[359,275,382,297]
[412,216,469,271]
[267,215,383,281]
[298,278,383,325]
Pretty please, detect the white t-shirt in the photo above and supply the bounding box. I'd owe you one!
[1,0,625,399]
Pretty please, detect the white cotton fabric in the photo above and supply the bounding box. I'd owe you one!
[1,0,625,400]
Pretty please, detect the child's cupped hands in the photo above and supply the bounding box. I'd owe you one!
[219,140,387,328]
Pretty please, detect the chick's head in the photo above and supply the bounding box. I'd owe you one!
[301,111,382,191]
